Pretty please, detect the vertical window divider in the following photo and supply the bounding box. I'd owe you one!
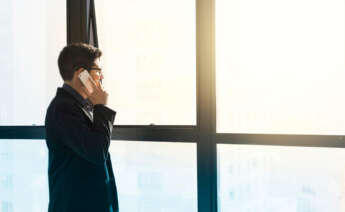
[196,0,217,211]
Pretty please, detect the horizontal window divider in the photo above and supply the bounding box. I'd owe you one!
[215,133,345,148]
[2,126,344,147]
[0,126,45,139]
[112,126,198,142]
[114,125,197,129]
[0,126,198,142]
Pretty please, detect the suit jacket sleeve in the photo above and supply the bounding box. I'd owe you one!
[54,102,116,165]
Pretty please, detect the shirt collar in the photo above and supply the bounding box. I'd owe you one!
[62,83,93,108]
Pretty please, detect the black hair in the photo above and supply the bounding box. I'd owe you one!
[58,43,102,81]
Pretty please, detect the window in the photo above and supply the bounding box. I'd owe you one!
[95,0,196,125]
[110,141,197,212]
[0,140,48,212]
[0,0,65,125]
[0,139,198,212]
[216,0,345,135]
[3,1,345,212]
[218,144,345,211]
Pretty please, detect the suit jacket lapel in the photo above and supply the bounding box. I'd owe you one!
[81,107,94,123]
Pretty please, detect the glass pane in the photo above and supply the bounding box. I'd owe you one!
[95,0,196,125]
[109,141,197,212]
[0,0,65,125]
[218,144,345,212]
[0,140,48,212]
[216,0,345,134]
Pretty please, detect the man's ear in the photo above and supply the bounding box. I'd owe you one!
[73,68,84,79]
[76,67,84,74]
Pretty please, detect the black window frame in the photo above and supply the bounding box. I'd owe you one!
[1,1,345,212]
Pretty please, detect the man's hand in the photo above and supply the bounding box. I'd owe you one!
[82,79,108,105]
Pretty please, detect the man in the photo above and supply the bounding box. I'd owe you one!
[45,43,119,212]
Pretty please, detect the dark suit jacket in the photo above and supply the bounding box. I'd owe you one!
[45,87,119,212]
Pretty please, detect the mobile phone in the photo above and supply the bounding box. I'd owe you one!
[78,69,94,93]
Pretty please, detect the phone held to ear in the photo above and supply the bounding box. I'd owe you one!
[78,69,94,94]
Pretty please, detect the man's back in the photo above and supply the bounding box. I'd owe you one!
[45,87,118,212]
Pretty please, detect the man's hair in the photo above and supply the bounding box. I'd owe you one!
[58,43,102,81]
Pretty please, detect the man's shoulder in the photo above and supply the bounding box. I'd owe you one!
[47,95,72,112]
[45,88,81,121]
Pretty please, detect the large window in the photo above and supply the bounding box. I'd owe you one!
[0,140,198,212]
[2,0,345,212]
[0,140,48,212]
[110,141,197,212]
[0,0,65,126]
[216,0,345,135]
[95,0,196,125]
[218,144,345,212]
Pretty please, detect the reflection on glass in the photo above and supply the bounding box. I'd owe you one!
[0,0,65,125]
[109,141,197,212]
[216,0,345,134]
[218,144,345,212]
[0,140,48,212]
[0,139,197,212]
[95,0,196,125]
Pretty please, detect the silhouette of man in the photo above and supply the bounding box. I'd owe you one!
[45,43,119,212]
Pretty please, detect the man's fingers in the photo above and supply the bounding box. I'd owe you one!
[89,77,103,91]
[88,76,97,87]
[81,86,92,96]
[99,83,105,91]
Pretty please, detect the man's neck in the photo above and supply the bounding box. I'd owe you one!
[64,81,88,99]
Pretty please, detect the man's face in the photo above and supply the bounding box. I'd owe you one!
[89,58,103,88]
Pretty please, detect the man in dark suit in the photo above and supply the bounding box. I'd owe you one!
[45,43,119,212]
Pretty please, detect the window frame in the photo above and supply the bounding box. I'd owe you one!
[1,1,345,212]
